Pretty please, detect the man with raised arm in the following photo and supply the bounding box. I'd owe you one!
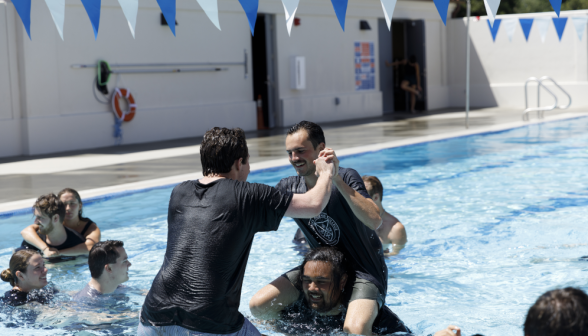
[249,121,386,336]
[138,127,335,336]
[362,175,408,256]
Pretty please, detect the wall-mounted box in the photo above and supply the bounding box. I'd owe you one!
[290,56,306,90]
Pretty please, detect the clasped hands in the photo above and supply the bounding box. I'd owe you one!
[313,148,340,178]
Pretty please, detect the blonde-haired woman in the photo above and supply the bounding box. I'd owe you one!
[1,249,54,306]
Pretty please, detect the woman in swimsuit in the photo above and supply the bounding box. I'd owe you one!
[1,250,54,306]
[20,188,101,258]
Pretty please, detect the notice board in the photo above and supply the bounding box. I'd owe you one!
[354,42,375,91]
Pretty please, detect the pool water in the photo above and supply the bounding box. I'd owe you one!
[1,117,588,335]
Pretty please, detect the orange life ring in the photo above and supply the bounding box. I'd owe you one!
[112,88,136,122]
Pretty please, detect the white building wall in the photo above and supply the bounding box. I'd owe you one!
[447,11,588,109]
[0,4,23,157]
[0,0,449,157]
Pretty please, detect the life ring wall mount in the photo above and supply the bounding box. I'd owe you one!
[111,88,136,122]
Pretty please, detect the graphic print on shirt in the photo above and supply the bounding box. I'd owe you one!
[309,213,340,245]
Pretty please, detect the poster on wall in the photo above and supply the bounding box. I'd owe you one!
[355,42,375,91]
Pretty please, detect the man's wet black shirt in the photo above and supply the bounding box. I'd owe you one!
[141,179,292,333]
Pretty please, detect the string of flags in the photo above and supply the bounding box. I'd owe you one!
[4,0,578,40]
[7,0,400,40]
[486,16,588,42]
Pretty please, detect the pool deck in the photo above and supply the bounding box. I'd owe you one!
[1,107,587,214]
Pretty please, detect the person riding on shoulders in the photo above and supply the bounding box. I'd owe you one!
[21,188,100,259]
[1,249,55,306]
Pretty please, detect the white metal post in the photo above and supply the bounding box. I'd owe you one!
[465,0,471,129]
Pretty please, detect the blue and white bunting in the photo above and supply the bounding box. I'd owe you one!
[45,0,65,40]
[281,0,300,35]
[549,0,562,17]
[552,17,568,41]
[331,0,348,31]
[157,0,176,36]
[239,0,258,35]
[197,0,221,31]
[12,0,32,39]
[80,0,101,40]
[534,17,549,43]
[381,0,398,30]
[519,18,533,41]
[117,0,138,38]
[484,0,501,27]
[572,16,588,40]
[433,0,450,25]
[503,18,517,42]
[487,19,501,41]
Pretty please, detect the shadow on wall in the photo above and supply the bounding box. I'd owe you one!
[447,19,497,109]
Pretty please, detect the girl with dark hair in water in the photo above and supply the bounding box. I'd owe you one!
[20,188,101,258]
[1,249,55,306]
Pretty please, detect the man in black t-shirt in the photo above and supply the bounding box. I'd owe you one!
[250,121,387,336]
[274,247,411,335]
[139,127,336,336]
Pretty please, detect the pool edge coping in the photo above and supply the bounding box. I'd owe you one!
[2,112,587,218]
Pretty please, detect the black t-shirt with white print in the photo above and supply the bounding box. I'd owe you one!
[276,167,388,296]
[141,179,292,334]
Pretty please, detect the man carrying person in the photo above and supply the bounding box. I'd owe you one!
[362,175,408,256]
[139,127,336,336]
[249,121,387,335]
[21,194,89,259]
[73,240,131,301]
[275,247,411,335]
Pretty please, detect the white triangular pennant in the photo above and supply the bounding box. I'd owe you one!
[380,0,397,30]
[44,0,65,40]
[197,0,221,30]
[572,16,588,41]
[535,17,550,43]
[117,0,138,38]
[503,18,517,42]
[281,0,300,35]
[483,0,500,27]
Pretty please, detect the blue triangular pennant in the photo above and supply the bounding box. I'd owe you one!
[487,18,501,41]
[550,0,562,17]
[519,18,533,41]
[331,0,348,31]
[433,0,450,25]
[80,0,101,40]
[238,0,259,35]
[157,0,176,36]
[552,17,568,41]
[13,0,32,39]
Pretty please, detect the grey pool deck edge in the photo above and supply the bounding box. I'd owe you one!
[1,112,587,217]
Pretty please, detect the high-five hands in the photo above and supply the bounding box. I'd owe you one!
[313,156,335,178]
[318,148,339,177]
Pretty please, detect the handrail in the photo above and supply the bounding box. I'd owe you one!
[523,76,570,121]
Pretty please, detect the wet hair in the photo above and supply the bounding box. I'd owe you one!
[299,247,348,302]
[362,175,383,199]
[1,249,39,287]
[88,240,124,279]
[287,121,326,150]
[524,287,588,336]
[200,127,249,176]
[409,55,417,63]
[33,193,65,224]
[57,188,89,221]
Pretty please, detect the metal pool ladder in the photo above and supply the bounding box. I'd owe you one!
[523,76,571,121]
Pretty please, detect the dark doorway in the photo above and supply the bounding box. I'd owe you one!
[388,20,427,113]
[251,14,279,129]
